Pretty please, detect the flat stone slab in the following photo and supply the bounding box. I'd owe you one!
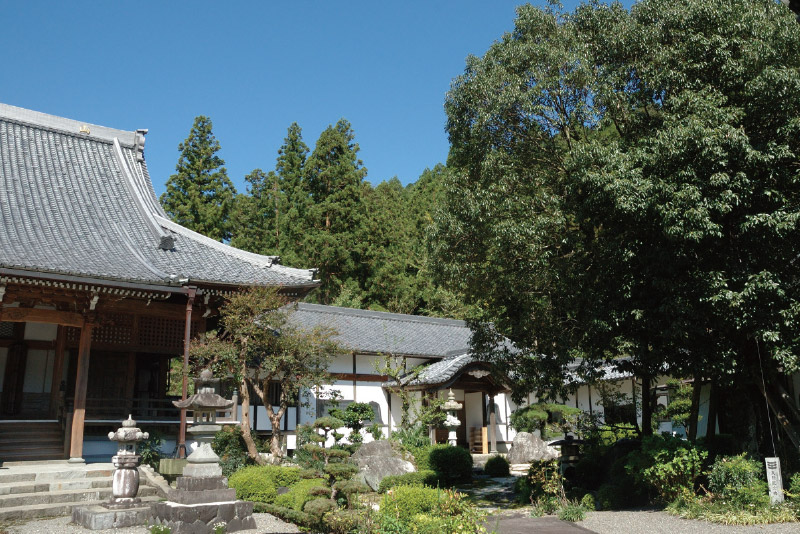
[71,503,151,530]
[487,514,598,534]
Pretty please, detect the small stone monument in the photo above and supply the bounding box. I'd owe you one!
[150,370,256,533]
[71,416,152,529]
[442,389,463,446]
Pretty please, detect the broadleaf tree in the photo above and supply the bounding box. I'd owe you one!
[433,0,800,448]
[190,287,339,460]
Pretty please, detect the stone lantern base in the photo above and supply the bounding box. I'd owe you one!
[72,502,152,530]
[149,476,255,533]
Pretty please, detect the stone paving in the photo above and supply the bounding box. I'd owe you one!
[462,474,598,534]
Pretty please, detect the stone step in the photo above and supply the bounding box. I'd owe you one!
[0,477,112,495]
[0,465,112,484]
[0,495,162,523]
[0,484,159,508]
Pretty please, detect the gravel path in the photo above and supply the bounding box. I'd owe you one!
[1,512,300,534]
[578,510,799,534]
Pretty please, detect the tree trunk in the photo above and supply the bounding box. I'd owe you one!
[755,379,800,454]
[688,376,702,442]
[238,378,265,465]
[641,377,654,436]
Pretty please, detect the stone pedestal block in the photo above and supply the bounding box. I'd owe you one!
[150,500,255,534]
[72,503,151,530]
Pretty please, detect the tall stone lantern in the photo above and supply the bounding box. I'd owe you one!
[172,369,234,478]
[442,389,463,446]
[107,415,149,507]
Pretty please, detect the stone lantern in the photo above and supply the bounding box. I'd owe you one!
[172,369,233,478]
[106,415,149,508]
[442,389,463,446]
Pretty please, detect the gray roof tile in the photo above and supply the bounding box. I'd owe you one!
[0,103,317,290]
[288,303,472,357]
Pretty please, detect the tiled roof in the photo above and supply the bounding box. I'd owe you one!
[287,303,472,358]
[0,103,317,290]
[383,352,484,388]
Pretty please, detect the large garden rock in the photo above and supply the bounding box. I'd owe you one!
[507,432,559,464]
[352,440,415,491]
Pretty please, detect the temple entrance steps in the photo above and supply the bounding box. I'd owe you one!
[0,421,64,462]
[0,461,161,523]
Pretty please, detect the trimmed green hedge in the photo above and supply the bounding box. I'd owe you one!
[378,470,440,493]
[274,478,328,511]
[228,464,304,503]
[426,445,473,486]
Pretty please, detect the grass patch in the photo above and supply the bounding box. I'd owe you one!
[666,497,799,525]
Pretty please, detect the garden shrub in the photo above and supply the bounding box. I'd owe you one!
[256,502,314,528]
[625,435,707,503]
[527,459,563,500]
[380,485,441,518]
[212,425,260,478]
[379,470,440,492]
[303,497,337,519]
[322,509,366,534]
[580,493,596,511]
[574,456,604,490]
[228,466,278,503]
[789,472,800,499]
[514,473,533,504]
[484,455,510,477]
[557,502,587,522]
[708,454,768,508]
[426,445,473,486]
[530,495,559,516]
[273,478,327,511]
[596,484,626,510]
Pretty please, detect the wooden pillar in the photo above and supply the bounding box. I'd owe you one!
[489,392,497,454]
[178,287,196,458]
[69,320,94,462]
[49,325,66,418]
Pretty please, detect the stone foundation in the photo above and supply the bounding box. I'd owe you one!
[149,500,256,534]
[71,503,151,530]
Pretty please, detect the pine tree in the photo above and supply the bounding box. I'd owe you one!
[275,123,310,267]
[302,119,368,304]
[160,116,237,241]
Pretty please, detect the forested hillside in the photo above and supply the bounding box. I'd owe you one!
[160,117,470,318]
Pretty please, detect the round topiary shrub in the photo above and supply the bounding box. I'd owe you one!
[483,455,510,477]
[426,445,473,486]
[228,466,278,503]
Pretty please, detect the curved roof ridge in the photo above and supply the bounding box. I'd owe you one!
[295,302,467,327]
[0,102,136,146]
[155,215,315,281]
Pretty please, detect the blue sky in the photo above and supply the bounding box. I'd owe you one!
[1,1,631,195]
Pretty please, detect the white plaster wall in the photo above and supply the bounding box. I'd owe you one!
[22,349,53,393]
[328,354,353,374]
[464,392,483,432]
[0,347,7,392]
[24,322,58,341]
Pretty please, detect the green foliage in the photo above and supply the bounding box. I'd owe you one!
[789,473,800,499]
[379,486,487,533]
[228,466,278,503]
[483,455,510,477]
[378,470,440,493]
[367,422,384,441]
[580,493,596,511]
[148,525,171,534]
[426,445,473,486]
[160,115,236,241]
[212,425,259,478]
[274,478,328,511]
[303,497,337,519]
[434,0,800,452]
[708,455,769,508]
[667,494,799,525]
[190,287,339,459]
[659,379,696,431]
[527,460,564,501]
[510,403,581,438]
[596,485,626,511]
[625,435,708,503]
[138,430,163,471]
[557,502,587,522]
[332,402,374,444]
[530,496,559,517]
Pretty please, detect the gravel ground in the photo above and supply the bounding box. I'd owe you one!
[578,510,799,534]
[1,512,300,534]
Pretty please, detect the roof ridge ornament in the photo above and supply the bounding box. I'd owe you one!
[134,129,147,162]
